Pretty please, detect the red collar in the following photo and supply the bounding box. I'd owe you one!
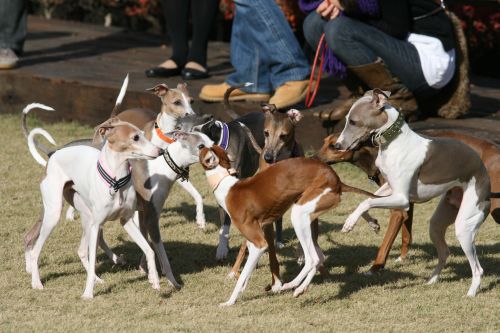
[154,122,176,144]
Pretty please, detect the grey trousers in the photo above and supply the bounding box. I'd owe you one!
[0,0,27,53]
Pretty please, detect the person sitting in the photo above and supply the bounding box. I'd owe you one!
[301,0,468,121]
[199,0,311,109]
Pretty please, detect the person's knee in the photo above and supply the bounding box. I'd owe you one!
[324,16,352,53]
[303,12,325,48]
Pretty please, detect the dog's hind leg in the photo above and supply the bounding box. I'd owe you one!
[216,211,231,261]
[144,190,180,289]
[220,225,267,307]
[427,195,457,285]
[29,177,65,290]
[454,188,489,297]
[121,217,161,291]
[176,178,206,229]
[263,224,282,292]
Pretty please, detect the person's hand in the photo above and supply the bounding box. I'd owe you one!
[316,0,342,20]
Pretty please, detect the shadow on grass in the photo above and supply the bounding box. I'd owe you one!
[92,239,221,287]
[163,203,222,228]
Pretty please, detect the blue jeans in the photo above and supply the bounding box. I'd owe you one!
[0,0,27,53]
[303,12,436,97]
[226,0,310,94]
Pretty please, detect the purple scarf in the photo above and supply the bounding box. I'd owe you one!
[299,0,379,78]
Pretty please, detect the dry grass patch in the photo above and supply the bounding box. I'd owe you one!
[0,113,499,332]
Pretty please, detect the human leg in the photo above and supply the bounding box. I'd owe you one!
[0,0,27,68]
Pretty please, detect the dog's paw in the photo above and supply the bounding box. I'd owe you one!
[280,282,295,291]
[427,275,439,285]
[113,254,126,266]
[368,219,380,233]
[219,301,234,308]
[271,281,283,294]
[394,256,405,263]
[196,215,206,230]
[65,206,76,221]
[293,286,307,298]
[81,292,94,300]
[31,280,44,290]
[342,214,358,233]
[226,271,239,280]
[95,276,105,284]
[216,242,229,261]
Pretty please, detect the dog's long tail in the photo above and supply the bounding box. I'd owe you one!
[109,73,129,118]
[341,182,379,198]
[22,103,57,167]
[238,122,262,154]
[223,82,253,120]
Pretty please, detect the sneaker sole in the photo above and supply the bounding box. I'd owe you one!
[199,92,270,103]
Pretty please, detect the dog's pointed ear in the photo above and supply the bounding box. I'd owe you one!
[176,82,188,91]
[93,117,120,144]
[370,88,390,108]
[261,103,277,114]
[286,109,303,124]
[146,83,169,97]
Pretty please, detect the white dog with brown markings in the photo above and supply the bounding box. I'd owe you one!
[335,89,491,297]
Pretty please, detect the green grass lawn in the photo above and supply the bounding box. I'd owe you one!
[0,113,499,332]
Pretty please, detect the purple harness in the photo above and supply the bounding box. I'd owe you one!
[215,121,230,150]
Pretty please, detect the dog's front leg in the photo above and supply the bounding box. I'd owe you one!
[176,178,206,229]
[82,222,100,300]
[343,193,410,233]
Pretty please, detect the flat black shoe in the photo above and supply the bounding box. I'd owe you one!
[181,67,210,80]
[145,67,181,78]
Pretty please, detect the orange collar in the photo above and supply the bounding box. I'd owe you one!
[154,123,176,144]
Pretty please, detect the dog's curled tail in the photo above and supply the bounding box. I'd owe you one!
[109,73,129,118]
[28,128,56,167]
[223,82,253,120]
[238,121,262,154]
[22,103,57,165]
[341,182,379,198]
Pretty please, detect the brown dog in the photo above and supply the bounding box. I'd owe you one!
[199,145,377,305]
[318,130,499,273]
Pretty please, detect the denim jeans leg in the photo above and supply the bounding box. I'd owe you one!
[303,12,328,53]
[0,0,27,53]
[226,0,310,93]
[323,16,432,95]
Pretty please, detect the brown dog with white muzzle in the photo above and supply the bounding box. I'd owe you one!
[199,145,377,306]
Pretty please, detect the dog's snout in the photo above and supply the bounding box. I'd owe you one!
[334,142,342,150]
[263,152,274,163]
[158,148,165,156]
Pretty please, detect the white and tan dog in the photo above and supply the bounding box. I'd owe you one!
[24,110,163,299]
[335,89,491,297]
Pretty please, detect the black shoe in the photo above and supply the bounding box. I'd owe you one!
[181,67,210,80]
[145,66,181,78]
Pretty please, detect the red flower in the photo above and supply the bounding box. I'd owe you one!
[473,20,487,32]
[462,5,475,18]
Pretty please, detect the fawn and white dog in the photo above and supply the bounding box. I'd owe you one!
[24,109,163,299]
[199,146,376,306]
[335,89,491,297]
[24,104,214,298]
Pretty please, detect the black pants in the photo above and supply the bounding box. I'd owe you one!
[0,0,27,53]
[161,0,219,69]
